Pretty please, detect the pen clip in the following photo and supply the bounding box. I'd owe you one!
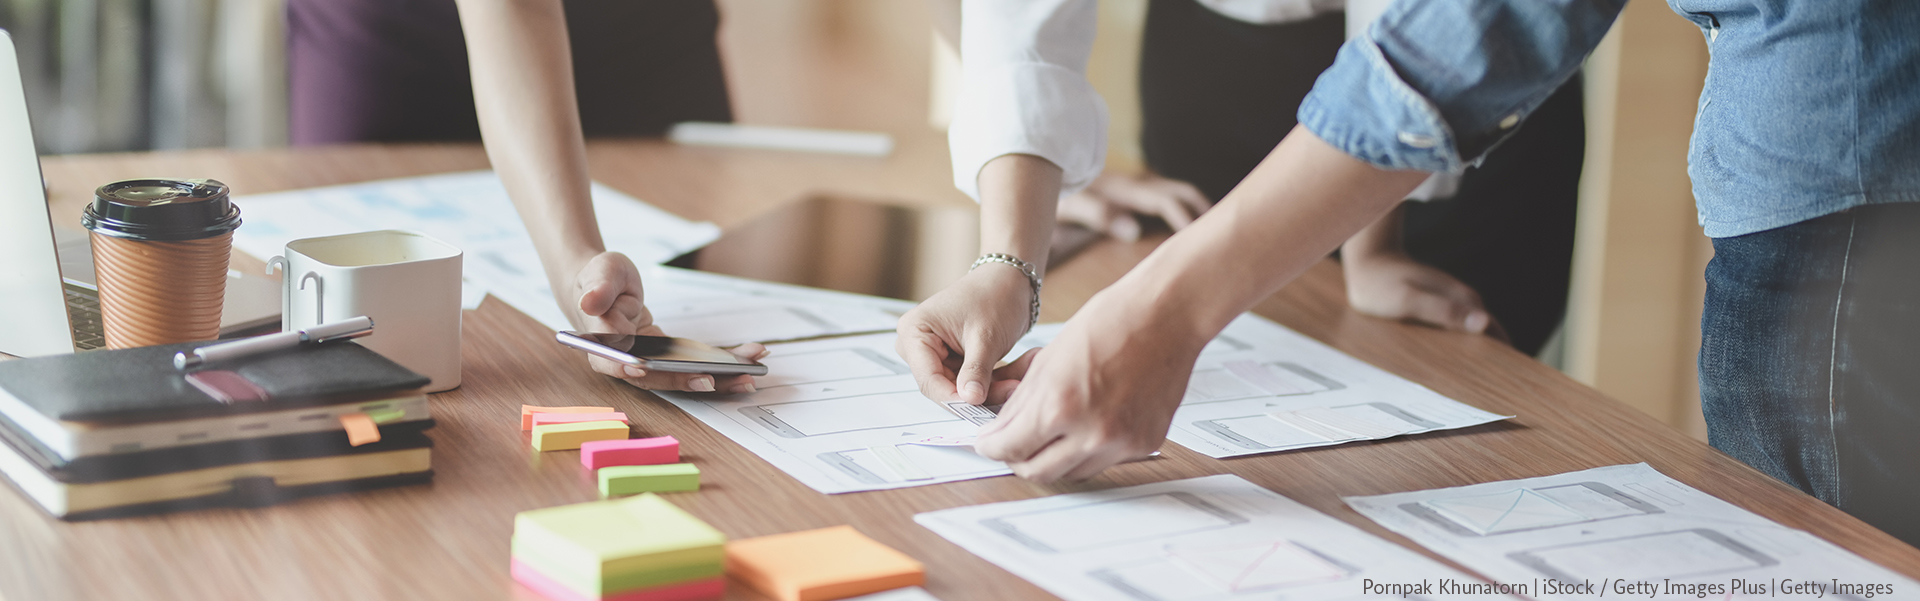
[313,328,374,344]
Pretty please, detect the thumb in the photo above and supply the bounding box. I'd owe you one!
[954,338,997,406]
[577,272,622,318]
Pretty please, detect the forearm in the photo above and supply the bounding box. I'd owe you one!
[454,0,603,282]
[976,154,1063,273]
[1098,126,1430,344]
[1340,202,1405,265]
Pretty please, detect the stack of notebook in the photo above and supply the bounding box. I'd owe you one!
[0,340,435,520]
[511,493,727,601]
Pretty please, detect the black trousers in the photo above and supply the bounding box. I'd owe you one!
[287,0,732,145]
[1139,0,1584,355]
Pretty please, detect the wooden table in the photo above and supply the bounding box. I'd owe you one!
[5,137,1917,601]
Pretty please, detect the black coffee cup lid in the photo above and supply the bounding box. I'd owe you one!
[82,179,242,241]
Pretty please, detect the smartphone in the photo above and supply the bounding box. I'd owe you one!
[555,331,769,376]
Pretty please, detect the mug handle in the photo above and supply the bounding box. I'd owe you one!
[299,272,325,325]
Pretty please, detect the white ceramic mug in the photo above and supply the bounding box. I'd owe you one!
[268,230,463,392]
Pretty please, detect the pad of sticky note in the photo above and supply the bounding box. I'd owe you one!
[532,412,631,428]
[726,525,924,601]
[532,420,629,451]
[512,493,727,600]
[522,405,617,430]
[600,463,700,497]
[582,436,680,470]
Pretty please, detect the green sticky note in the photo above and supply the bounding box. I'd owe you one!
[531,420,629,451]
[513,538,724,596]
[365,408,406,424]
[512,494,726,587]
[599,463,701,497]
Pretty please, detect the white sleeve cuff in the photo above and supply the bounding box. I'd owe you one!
[948,61,1109,201]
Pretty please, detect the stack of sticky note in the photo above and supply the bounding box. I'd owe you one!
[512,493,727,601]
[524,405,630,451]
[727,526,925,601]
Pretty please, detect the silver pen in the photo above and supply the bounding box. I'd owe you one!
[173,316,376,370]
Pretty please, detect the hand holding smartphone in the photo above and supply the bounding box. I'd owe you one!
[556,331,769,376]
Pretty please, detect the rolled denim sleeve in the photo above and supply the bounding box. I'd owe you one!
[949,0,1109,201]
[1300,0,1626,173]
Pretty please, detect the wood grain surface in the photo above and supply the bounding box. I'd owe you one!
[4,140,1916,601]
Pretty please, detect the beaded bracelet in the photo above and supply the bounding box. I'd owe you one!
[970,253,1042,333]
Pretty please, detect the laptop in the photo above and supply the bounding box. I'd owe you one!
[0,30,280,358]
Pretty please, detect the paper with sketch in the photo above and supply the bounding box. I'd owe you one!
[1345,464,1918,599]
[640,266,911,347]
[1013,314,1511,458]
[915,474,1514,601]
[231,171,721,328]
[654,332,1009,494]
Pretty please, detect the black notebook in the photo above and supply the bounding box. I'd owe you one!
[0,340,428,425]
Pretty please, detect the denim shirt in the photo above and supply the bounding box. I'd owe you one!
[1299,0,1920,238]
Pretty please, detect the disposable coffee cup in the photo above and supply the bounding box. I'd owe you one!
[81,179,242,349]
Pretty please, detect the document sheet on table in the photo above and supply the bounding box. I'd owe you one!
[1344,463,1917,600]
[916,474,1514,601]
[1015,314,1511,458]
[654,332,1010,494]
[640,266,911,347]
[231,171,721,330]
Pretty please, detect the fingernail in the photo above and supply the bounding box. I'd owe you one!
[729,381,757,394]
[1465,311,1490,334]
[624,365,645,378]
[691,376,715,392]
[963,381,986,401]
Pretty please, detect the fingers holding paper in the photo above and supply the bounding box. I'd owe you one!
[972,305,1198,483]
[896,266,1036,406]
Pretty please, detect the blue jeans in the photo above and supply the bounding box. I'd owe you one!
[1701,203,1920,545]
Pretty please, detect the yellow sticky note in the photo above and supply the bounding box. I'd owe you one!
[531,420,629,451]
[340,413,380,446]
[726,526,924,601]
[521,405,617,430]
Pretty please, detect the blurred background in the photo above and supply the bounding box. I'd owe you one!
[0,0,1716,438]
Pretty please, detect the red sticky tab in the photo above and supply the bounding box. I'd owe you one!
[531,412,630,428]
[520,405,617,430]
[340,413,380,446]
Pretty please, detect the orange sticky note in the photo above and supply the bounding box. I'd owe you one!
[340,413,380,446]
[726,526,924,601]
[521,405,616,430]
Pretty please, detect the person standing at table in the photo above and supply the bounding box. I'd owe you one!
[1054,0,1586,356]
[903,0,1920,546]
[286,0,759,393]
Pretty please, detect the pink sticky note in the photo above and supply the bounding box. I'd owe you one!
[530,412,630,428]
[581,436,680,470]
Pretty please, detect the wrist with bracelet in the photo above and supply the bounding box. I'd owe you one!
[970,252,1042,334]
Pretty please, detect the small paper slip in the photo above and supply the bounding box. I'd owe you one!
[531,412,630,428]
[1344,464,1920,599]
[532,421,629,451]
[339,413,380,446]
[726,525,924,601]
[600,464,700,497]
[521,405,616,430]
[1014,313,1512,458]
[914,475,1511,601]
[582,436,680,470]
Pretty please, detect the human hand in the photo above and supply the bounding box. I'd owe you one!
[896,265,1035,407]
[1057,172,1212,241]
[971,295,1203,483]
[1341,249,1506,340]
[568,251,766,393]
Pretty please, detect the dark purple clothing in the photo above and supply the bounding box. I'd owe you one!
[287,0,731,145]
